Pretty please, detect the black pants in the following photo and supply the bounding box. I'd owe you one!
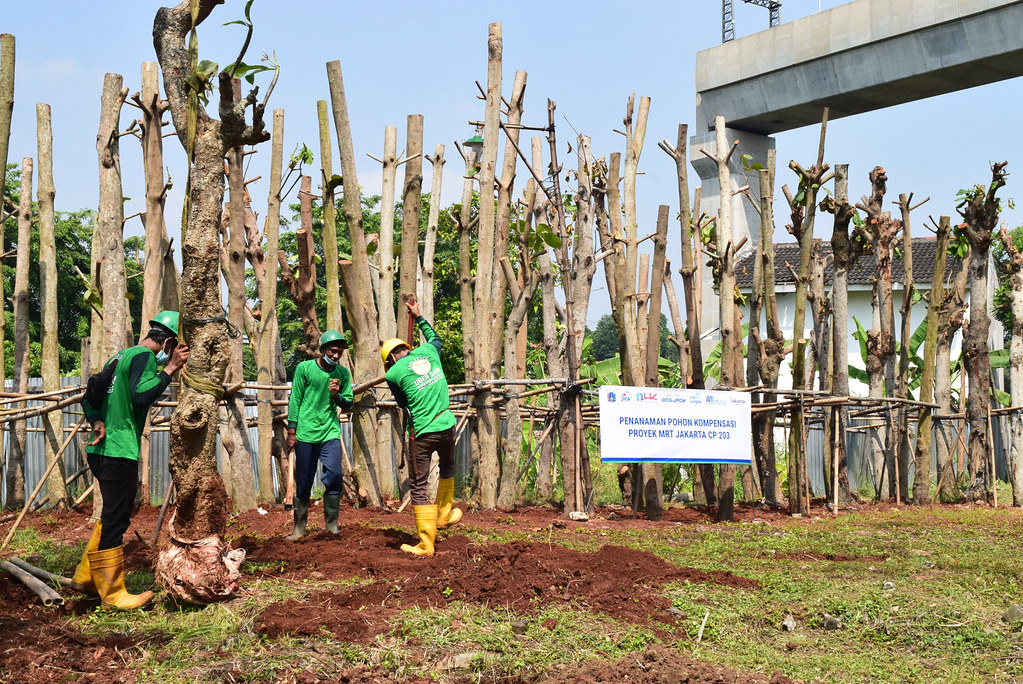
[87,453,139,550]
[408,427,455,506]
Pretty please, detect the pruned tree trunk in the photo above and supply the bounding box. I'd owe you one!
[37,103,65,509]
[471,23,504,510]
[376,124,399,341]
[856,166,901,500]
[935,252,969,501]
[0,34,12,505]
[783,109,830,514]
[326,59,393,504]
[532,136,561,500]
[456,135,477,386]
[97,73,130,360]
[9,157,32,509]
[997,225,1023,505]
[912,216,950,504]
[279,176,321,358]
[820,163,857,502]
[256,109,285,503]
[492,72,527,509]
[896,192,928,500]
[154,0,270,603]
[700,115,742,522]
[220,91,256,513]
[959,162,1008,496]
[316,100,343,333]
[422,144,445,324]
[399,114,423,327]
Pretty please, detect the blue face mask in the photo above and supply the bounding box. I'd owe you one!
[156,350,169,365]
[321,355,337,367]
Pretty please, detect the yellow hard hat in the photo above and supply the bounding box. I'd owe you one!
[380,338,410,367]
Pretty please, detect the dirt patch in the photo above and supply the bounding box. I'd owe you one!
[0,615,141,683]
[0,498,925,683]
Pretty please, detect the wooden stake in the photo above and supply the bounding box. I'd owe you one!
[1,417,86,551]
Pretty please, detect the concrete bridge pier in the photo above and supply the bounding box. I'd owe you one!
[688,127,775,360]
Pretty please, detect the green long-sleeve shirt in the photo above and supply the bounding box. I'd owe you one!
[287,358,354,443]
[84,345,172,461]
[386,317,456,437]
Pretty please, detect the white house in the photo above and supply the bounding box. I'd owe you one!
[731,237,1004,396]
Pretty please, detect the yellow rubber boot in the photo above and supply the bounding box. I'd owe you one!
[436,478,462,529]
[88,546,154,610]
[71,521,102,595]
[401,505,437,556]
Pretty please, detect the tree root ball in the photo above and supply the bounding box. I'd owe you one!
[155,515,245,605]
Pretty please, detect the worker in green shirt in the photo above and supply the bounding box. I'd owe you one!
[286,329,354,539]
[381,300,459,556]
[74,310,189,610]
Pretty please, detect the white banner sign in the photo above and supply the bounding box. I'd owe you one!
[599,386,752,464]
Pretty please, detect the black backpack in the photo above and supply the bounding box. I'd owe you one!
[83,355,121,408]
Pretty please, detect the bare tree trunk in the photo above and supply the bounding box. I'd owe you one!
[154,0,270,601]
[9,157,32,509]
[959,162,1007,496]
[755,156,785,505]
[700,115,741,521]
[256,109,284,503]
[492,73,528,509]
[856,166,901,500]
[37,103,65,509]
[279,177,321,357]
[422,144,445,324]
[821,163,857,502]
[912,216,950,504]
[372,125,399,342]
[0,34,12,506]
[399,114,423,326]
[997,225,1023,505]
[532,135,560,500]
[97,74,130,361]
[935,253,969,501]
[326,59,392,504]
[472,23,504,509]
[896,192,926,500]
[221,98,256,513]
[316,100,342,333]
[783,110,830,514]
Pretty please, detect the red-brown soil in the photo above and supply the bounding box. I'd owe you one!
[0,499,830,682]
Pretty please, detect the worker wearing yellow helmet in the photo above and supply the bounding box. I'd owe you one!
[382,299,459,556]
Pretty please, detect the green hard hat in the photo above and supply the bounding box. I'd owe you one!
[319,329,348,349]
[149,310,179,336]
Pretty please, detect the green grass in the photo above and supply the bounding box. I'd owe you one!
[7,505,1023,682]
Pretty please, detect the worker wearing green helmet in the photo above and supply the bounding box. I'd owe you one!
[74,310,189,610]
[285,328,354,539]
[382,299,459,557]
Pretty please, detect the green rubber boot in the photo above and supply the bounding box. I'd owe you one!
[323,494,341,534]
[287,497,309,540]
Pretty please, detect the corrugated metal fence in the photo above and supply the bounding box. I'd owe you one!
[0,379,476,509]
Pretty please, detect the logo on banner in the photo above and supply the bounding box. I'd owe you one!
[607,391,617,403]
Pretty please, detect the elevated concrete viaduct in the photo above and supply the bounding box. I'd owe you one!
[690,0,1023,337]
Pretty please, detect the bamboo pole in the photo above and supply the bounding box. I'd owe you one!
[0,561,63,606]
[8,556,78,591]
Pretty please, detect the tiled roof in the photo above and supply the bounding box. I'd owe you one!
[734,237,961,289]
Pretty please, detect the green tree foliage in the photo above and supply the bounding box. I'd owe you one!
[2,164,95,377]
[993,224,1023,343]
[586,313,679,364]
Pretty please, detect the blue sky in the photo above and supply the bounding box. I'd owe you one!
[4,1,1020,327]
